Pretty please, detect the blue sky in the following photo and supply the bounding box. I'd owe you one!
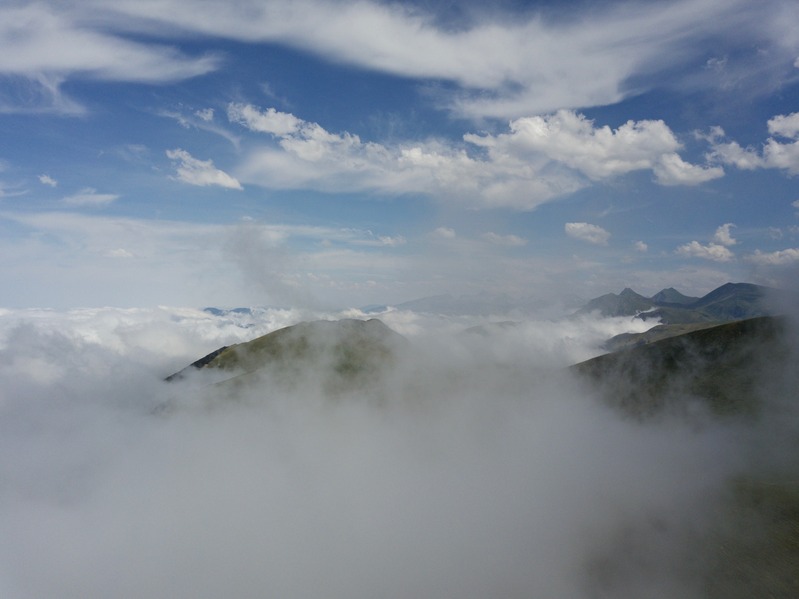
[1,0,798,309]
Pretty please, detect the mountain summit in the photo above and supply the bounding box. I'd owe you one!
[167,318,406,394]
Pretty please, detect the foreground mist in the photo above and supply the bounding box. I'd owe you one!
[0,306,795,598]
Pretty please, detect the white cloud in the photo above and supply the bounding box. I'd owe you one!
[0,4,219,113]
[633,241,648,252]
[433,227,456,239]
[706,139,765,170]
[767,112,799,139]
[230,105,719,210]
[195,108,214,122]
[228,103,302,136]
[712,223,737,246]
[166,149,242,190]
[75,0,797,120]
[377,235,406,247]
[708,113,799,175]
[468,111,721,185]
[481,232,527,247]
[652,153,724,186]
[0,1,793,118]
[744,248,799,265]
[38,174,57,187]
[62,187,119,206]
[565,222,610,246]
[675,241,734,262]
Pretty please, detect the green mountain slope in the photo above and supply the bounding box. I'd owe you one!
[573,316,799,597]
[573,316,790,417]
[167,318,407,394]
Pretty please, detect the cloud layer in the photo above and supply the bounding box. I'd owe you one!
[0,305,765,599]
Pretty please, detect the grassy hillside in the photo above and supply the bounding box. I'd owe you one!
[573,316,790,417]
[573,316,799,597]
[167,318,407,395]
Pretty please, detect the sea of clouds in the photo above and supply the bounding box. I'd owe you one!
[0,305,792,598]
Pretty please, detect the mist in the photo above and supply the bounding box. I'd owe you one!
[0,305,793,598]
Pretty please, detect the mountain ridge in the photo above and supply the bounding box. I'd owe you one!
[574,282,774,325]
[166,318,407,394]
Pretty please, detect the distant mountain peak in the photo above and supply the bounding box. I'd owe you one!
[651,287,698,306]
[575,282,775,324]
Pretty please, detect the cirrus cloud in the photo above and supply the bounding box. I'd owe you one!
[62,187,119,207]
[60,0,799,120]
[0,3,219,114]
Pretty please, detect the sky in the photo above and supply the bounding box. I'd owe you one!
[1,0,799,310]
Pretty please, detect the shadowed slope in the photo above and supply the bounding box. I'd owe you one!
[572,316,791,418]
[573,315,799,597]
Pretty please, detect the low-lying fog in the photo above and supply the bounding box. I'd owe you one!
[0,306,794,598]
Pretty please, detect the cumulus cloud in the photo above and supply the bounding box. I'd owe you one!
[745,247,799,265]
[62,187,119,206]
[652,152,724,185]
[633,240,648,252]
[565,222,611,246]
[708,113,799,175]
[675,240,734,262]
[38,174,57,187]
[768,112,799,138]
[228,103,302,136]
[230,104,718,210]
[713,223,737,246]
[468,110,722,185]
[166,148,243,190]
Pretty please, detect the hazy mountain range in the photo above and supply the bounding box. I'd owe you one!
[175,282,785,385]
[574,282,774,323]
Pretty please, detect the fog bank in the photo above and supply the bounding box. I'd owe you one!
[0,306,789,598]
